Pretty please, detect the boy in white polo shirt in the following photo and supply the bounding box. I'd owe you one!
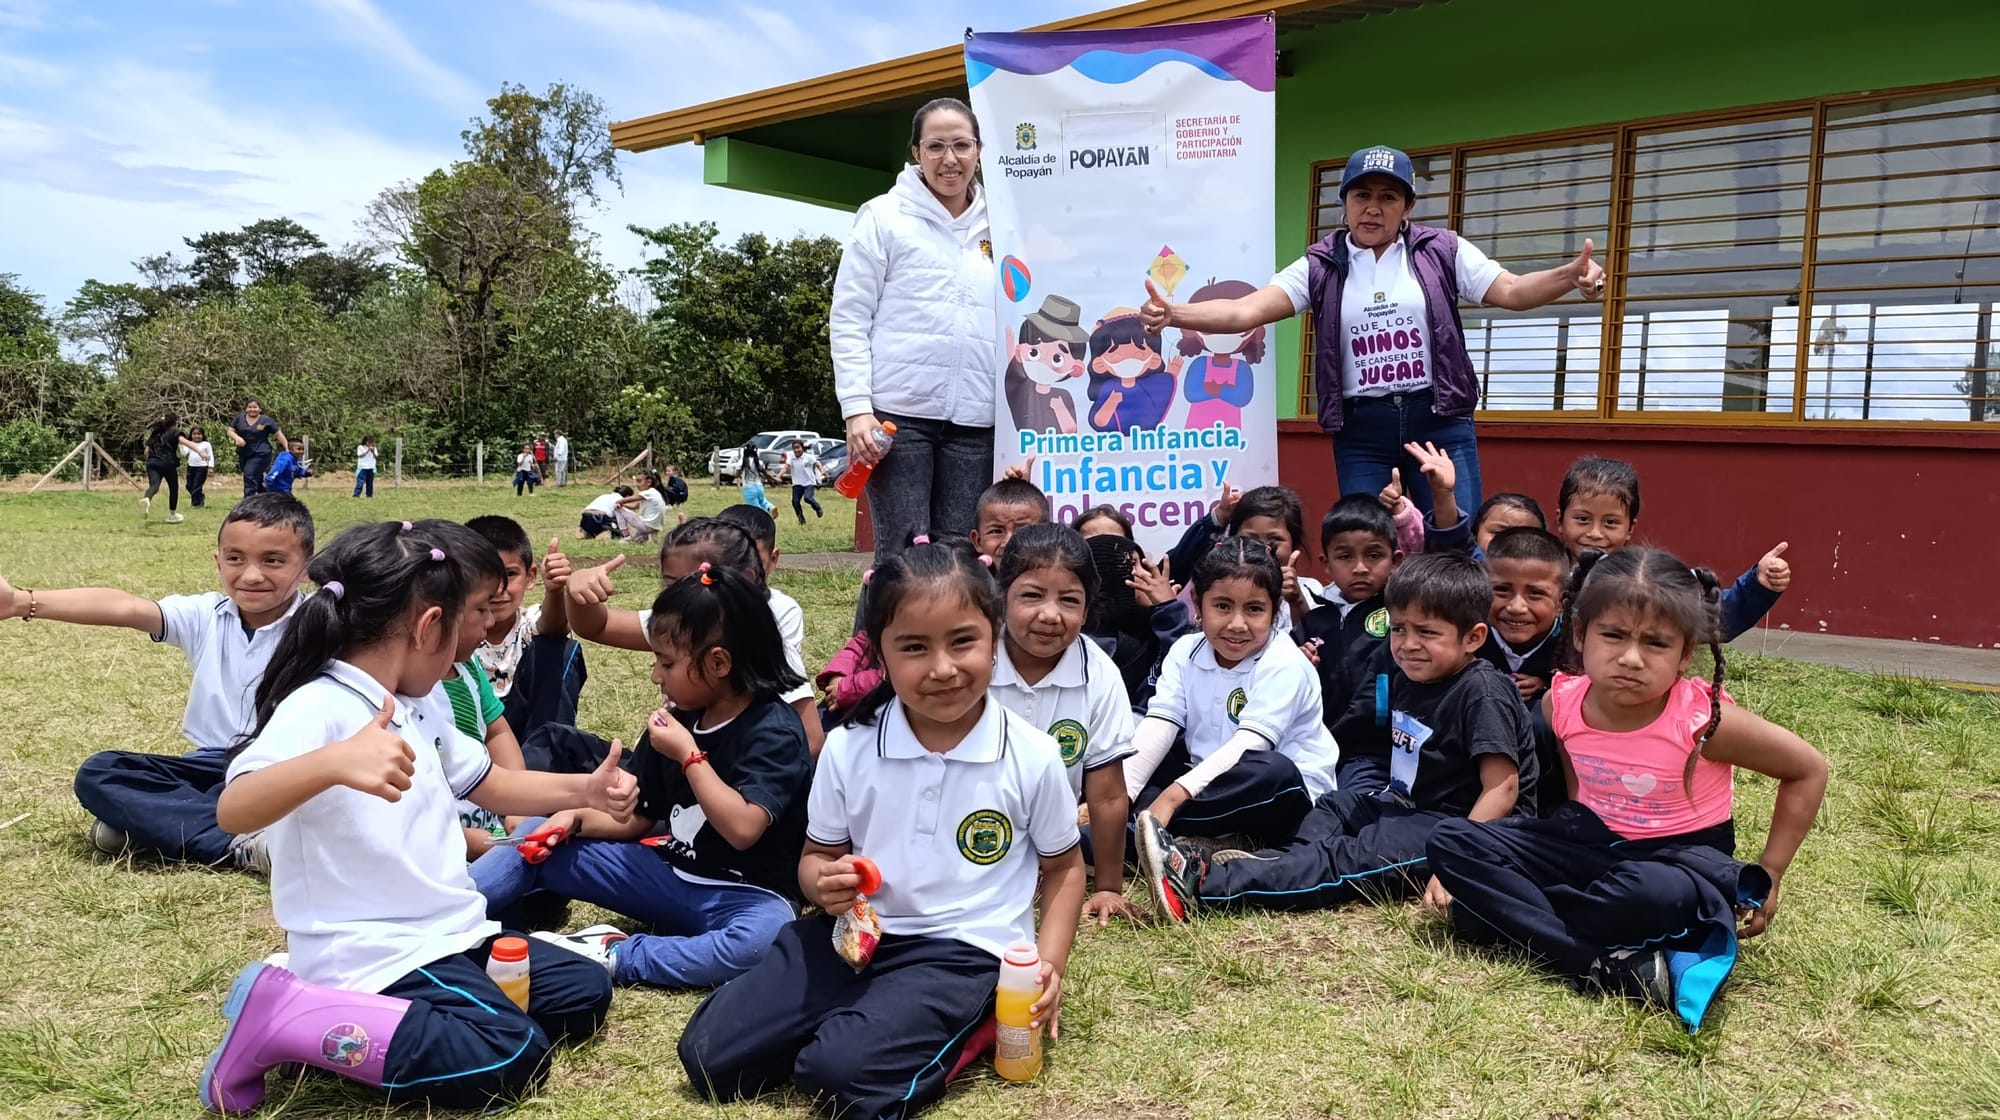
[0,494,313,868]
[678,538,1084,1119]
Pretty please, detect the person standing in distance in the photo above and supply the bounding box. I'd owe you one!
[227,399,286,498]
[830,97,997,562]
[1141,146,1606,520]
[553,431,570,488]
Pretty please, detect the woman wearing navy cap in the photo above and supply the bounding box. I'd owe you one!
[1141,145,1604,522]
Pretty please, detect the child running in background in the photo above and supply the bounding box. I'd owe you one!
[677,540,1084,1119]
[262,439,312,496]
[0,494,314,868]
[1124,538,1340,850]
[183,425,216,509]
[1139,553,1535,921]
[470,563,811,988]
[1426,548,1828,1031]
[199,519,637,1112]
[1555,456,1793,641]
[992,524,1140,926]
[467,516,586,738]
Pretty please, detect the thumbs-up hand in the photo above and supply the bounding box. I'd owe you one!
[1377,468,1408,513]
[586,738,638,821]
[1281,549,1307,613]
[1756,541,1792,593]
[1572,237,1605,299]
[566,553,628,607]
[1140,278,1172,331]
[541,537,572,593]
[336,695,416,803]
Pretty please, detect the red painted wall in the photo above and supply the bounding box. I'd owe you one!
[854,422,2000,648]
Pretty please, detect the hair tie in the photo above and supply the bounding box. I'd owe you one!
[429,547,445,561]
[320,581,344,601]
[861,568,875,585]
[401,521,414,531]
[911,534,931,546]
[978,554,994,568]
[698,561,714,586]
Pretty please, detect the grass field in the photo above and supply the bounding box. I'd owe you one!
[1,481,1997,1119]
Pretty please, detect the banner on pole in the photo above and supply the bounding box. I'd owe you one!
[967,16,1277,553]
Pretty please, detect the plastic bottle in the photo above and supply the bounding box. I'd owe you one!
[487,936,531,1011]
[992,943,1044,1081]
[831,856,885,970]
[834,422,896,500]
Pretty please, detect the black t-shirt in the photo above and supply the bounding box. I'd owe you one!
[145,424,181,465]
[1331,656,1537,817]
[631,696,812,898]
[232,413,278,457]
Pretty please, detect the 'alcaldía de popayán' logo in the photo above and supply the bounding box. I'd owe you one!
[1015,122,1037,151]
[957,809,1014,866]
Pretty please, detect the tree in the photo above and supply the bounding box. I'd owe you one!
[462,81,621,222]
[62,279,170,366]
[290,247,390,318]
[0,274,97,436]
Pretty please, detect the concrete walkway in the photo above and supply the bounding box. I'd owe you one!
[1727,629,2000,690]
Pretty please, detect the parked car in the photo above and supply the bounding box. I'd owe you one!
[811,437,849,484]
[708,429,819,484]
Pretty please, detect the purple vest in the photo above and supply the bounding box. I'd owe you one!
[1306,224,1478,433]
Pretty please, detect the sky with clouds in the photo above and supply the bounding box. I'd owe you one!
[0,0,1103,311]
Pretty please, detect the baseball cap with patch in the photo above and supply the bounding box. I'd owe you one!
[1338,146,1417,199]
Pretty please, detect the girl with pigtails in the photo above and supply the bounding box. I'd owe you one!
[199,520,639,1114]
[1425,548,1828,1031]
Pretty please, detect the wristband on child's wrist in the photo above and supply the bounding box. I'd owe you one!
[22,590,38,620]
[682,750,709,771]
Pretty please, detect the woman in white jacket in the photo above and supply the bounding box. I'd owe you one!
[830,97,998,561]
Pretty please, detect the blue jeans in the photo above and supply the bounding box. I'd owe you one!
[1333,391,1482,523]
[469,818,794,989]
[865,412,994,559]
[352,467,374,497]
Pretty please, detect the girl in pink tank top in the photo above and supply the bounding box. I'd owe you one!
[1425,548,1826,1032]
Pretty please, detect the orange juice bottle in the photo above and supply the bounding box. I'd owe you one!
[834,423,896,500]
[486,937,531,1011]
[992,943,1044,1081]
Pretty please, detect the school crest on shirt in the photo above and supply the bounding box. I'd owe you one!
[1226,688,1247,723]
[1049,719,1088,766]
[320,1023,372,1067]
[1365,608,1390,638]
[956,809,1014,866]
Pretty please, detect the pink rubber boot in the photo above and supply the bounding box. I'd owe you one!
[199,962,412,1114]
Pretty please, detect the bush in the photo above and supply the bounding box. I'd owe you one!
[0,418,68,479]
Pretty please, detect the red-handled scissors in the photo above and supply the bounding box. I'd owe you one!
[495,823,568,864]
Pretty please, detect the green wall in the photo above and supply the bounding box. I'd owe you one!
[1268,0,2000,417]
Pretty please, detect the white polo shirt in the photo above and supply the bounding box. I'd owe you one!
[153,592,302,758]
[1147,633,1340,799]
[228,660,498,994]
[990,636,1136,801]
[808,697,1078,959]
[1272,233,1503,399]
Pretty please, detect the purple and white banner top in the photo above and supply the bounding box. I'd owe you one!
[968,16,1278,552]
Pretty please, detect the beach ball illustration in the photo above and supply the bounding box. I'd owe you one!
[1001,256,1032,302]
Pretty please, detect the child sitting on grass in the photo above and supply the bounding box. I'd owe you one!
[199,519,635,1112]
[466,515,586,737]
[1139,552,1536,920]
[1297,495,1403,736]
[0,494,313,869]
[1427,548,1827,1031]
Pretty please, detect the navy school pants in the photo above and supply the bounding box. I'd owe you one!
[1134,741,1312,847]
[471,821,794,989]
[1426,803,1743,982]
[376,933,611,1108]
[73,749,232,865]
[679,916,995,1120]
[1197,789,1446,909]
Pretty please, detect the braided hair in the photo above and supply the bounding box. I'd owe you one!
[1561,547,1726,797]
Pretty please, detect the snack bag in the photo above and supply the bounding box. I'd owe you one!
[832,857,884,971]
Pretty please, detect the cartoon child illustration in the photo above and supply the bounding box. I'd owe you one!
[1177,279,1265,431]
[1087,307,1182,435]
[1005,294,1090,435]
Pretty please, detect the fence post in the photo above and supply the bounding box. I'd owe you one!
[82,431,93,492]
[395,437,404,487]
[475,441,484,486]
[301,436,310,490]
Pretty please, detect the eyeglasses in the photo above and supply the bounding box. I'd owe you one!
[919,139,980,159]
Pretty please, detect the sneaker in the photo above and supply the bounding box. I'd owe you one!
[90,818,131,855]
[166,512,184,524]
[1588,948,1674,1008]
[230,830,271,875]
[140,496,151,518]
[532,924,627,975]
[1134,811,1206,922]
